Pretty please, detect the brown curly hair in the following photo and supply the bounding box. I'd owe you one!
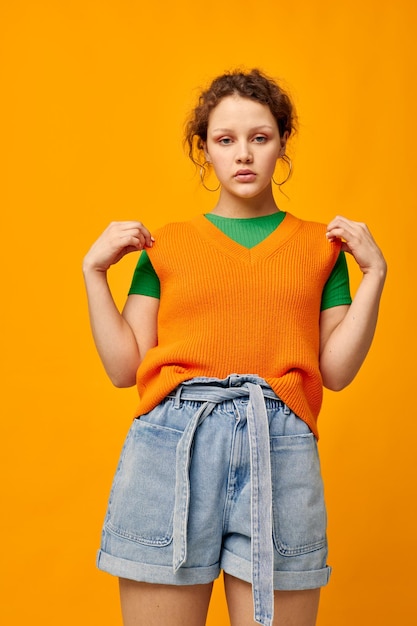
[185,68,297,167]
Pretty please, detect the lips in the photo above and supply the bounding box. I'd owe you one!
[234,169,256,182]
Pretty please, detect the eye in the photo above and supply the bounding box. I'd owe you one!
[253,135,267,143]
[218,137,233,145]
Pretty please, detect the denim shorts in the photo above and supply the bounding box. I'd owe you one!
[97,375,331,626]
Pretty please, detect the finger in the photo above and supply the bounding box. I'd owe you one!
[326,215,361,238]
[328,216,370,237]
[326,221,365,244]
[127,222,154,248]
[135,228,154,248]
[108,221,154,248]
[119,227,154,250]
[326,215,348,231]
[115,232,146,252]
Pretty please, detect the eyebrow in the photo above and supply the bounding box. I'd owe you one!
[210,125,275,134]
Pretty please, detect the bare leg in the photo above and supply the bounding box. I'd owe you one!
[119,578,213,626]
[224,573,320,626]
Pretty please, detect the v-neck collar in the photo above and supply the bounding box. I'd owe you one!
[190,212,302,264]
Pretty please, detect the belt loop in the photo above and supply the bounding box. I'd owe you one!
[173,385,182,409]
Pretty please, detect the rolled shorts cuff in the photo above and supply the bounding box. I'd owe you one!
[97,549,221,586]
[221,549,332,591]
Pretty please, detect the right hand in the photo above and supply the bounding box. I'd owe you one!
[83,221,154,273]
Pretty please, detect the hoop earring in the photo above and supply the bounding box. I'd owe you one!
[200,162,221,192]
[272,155,292,186]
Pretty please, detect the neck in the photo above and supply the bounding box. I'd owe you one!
[210,186,280,218]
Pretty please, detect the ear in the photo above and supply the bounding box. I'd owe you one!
[279,131,290,157]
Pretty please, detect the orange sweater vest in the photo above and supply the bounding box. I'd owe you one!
[135,213,341,437]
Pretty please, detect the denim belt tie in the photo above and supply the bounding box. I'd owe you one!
[169,379,279,626]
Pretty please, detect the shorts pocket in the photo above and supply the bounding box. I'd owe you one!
[270,433,327,556]
[105,418,182,547]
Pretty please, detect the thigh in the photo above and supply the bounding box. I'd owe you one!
[224,574,320,626]
[119,578,213,626]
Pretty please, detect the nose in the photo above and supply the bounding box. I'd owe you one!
[236,141,253,163]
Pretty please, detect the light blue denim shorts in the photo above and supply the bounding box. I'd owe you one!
[97,375,331,626]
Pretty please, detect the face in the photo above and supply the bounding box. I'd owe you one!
[204,95,287,201]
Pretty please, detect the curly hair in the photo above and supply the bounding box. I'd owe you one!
[185,68,297,167]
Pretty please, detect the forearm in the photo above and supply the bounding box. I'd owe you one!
[320,267,386,390]
[83,268,140,387]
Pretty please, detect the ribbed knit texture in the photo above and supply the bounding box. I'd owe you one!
[135,213,341,438]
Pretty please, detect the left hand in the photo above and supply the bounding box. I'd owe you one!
[326,215,387,276]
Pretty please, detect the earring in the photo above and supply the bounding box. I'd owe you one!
[200,162,221,192]
[272,155,292,186]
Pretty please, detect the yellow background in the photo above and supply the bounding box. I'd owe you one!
[1,1,415,624]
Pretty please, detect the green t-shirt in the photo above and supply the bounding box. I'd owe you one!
[128,212,352,310]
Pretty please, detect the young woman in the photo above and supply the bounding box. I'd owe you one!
[83,69,386,626]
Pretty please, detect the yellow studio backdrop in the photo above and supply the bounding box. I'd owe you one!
[1,1,415,624]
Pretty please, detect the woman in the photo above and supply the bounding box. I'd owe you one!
[83,69,386,626]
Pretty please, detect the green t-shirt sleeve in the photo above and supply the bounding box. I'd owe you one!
[128,250,161,298]
[321,251,352,311]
